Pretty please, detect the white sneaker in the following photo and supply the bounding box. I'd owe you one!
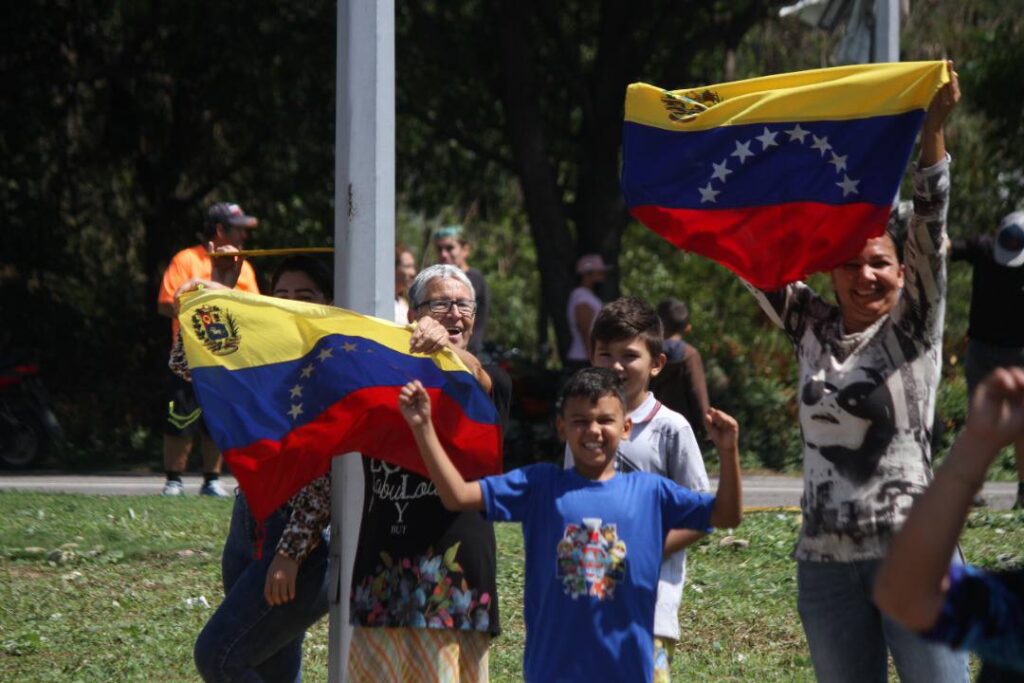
[162,480,185,496]
[199,479,230,498]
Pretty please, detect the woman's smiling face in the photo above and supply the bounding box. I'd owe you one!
[830,234,905,334]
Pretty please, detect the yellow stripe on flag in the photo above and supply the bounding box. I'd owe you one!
[177,289,471,374]
[626,61,949,132]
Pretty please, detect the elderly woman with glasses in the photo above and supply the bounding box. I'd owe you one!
[342,263,510,682]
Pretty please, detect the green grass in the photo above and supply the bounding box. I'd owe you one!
[1,492,1021,681]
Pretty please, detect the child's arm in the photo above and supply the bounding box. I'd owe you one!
[662,529,705,558]
[874,367,1024,631]
[706,408,743,529]
[663,422,710,557]
[398,380,484,511]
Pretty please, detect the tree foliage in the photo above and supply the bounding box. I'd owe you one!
[395,0,784,357]
[0,0,1020,470]
[1,0,336,455]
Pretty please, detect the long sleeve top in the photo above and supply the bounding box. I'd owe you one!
[745,155,950,562]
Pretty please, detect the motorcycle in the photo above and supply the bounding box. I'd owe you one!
[0,354,64,469]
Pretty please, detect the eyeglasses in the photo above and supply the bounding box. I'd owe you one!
[417,298,477,316]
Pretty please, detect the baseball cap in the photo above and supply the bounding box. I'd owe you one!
[206,202,258,230]
[575,254,609,274]
[434,225,464,240]
[994,211,1024,268]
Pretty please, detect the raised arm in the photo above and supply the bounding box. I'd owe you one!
[398,380,484,511]
[742,279,830,345]
[949,235,990,265]
[918,62,959,169]
[663,526,706,557]
[874,367,1024,631]
[663,414,711,556]
[894,65,960,338]
[706,408,743,529]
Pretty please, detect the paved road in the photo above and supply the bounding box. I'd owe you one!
[0,472,1018,509]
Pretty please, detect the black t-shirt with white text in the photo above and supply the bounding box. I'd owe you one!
[350,364,511,635]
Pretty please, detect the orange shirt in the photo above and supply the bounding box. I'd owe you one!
[158,244,260,342]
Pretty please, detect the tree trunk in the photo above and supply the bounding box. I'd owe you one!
[497,0,577,360]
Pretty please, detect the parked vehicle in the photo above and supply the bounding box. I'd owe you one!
[0,353,64,468]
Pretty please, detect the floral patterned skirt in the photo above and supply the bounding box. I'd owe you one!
[347,626,489,683]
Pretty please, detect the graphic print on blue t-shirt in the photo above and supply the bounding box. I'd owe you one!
[556,518,628,600]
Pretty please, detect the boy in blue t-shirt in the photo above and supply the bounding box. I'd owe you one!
[565,296,711,679]
[398,367,743,682]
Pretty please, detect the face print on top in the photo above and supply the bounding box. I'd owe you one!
[800,367,896,485]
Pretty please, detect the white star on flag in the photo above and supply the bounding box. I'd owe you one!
[810,135,832,157]
[317,347,334,362]
[836,174,861,196]
[288,403,304,420]
[730,140,753,164]
[828,153,848,172]
[786,124,809,143]
[289,385,303,399]
[711,160,732,182]
[300,363,315,378]
[698,183,721,204]
[755,127,778,150]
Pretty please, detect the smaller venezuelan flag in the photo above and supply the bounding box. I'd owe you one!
[622,61,950,290]
[178,289,502,522]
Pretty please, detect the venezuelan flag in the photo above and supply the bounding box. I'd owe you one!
[622,61,950,290]
[178,289,502,522]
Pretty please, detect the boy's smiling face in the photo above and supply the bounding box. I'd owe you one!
[558,393,632,480]
[591,337,666,412]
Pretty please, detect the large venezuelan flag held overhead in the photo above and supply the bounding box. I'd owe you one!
[178,289,502,523]
[622,61,950,290]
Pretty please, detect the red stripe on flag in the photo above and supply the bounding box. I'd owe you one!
[224,386,502,522]
[632,202,891,290]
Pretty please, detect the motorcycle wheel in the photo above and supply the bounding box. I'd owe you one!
[0,403,49,469]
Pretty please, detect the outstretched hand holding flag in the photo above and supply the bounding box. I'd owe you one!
[621,61,950,290]
[177,289,502,523]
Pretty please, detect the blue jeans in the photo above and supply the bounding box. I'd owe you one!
[797,559,969,683]
[194,494,330,682]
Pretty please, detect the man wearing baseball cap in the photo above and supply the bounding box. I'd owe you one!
[951,210,1024,508]
[155,202,261,497]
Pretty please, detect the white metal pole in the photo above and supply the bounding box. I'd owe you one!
[329,0,395,680]
[874,0,900,63]
[873,0,900,208]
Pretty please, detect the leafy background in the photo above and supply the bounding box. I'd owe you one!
[0,0,1021,472]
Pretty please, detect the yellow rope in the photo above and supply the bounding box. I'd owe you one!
[208,247,335,258]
